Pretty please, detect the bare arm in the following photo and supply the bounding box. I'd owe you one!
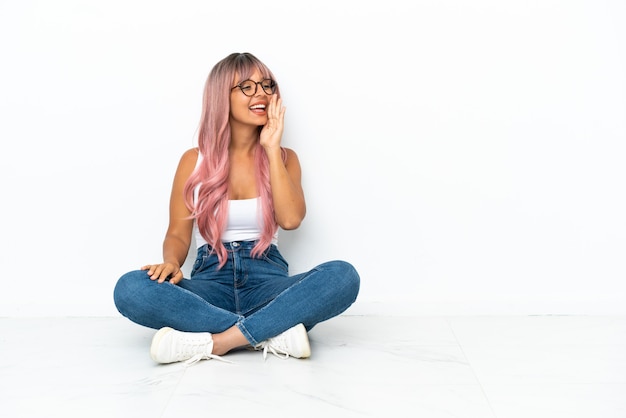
[266,147,306,229]
[141,148,198,284]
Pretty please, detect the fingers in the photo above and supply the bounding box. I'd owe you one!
[268,95,283,120]
[278,101,286,122]
[260,95,285,151]
[274,96,285,124]
[140,263,181,284]
[267,94,275,119]
[169,270,184,285]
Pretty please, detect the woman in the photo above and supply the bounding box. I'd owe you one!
[113,52,360,364]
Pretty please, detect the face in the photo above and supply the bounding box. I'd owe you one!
[229,70,275,129]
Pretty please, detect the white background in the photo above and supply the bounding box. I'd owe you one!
[1,0,624,317]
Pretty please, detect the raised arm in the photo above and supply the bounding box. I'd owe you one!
[260,94,306,229]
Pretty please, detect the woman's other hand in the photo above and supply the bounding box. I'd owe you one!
[141,262,183,284]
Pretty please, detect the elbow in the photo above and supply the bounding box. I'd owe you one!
[279,218,302,230]
[277,209,306,230]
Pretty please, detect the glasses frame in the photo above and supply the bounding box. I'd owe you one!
[231,78,277,97]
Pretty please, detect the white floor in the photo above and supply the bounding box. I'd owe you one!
[1,315,625,418]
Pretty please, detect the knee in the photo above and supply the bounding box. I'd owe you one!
[326,260,360,301]
[113,270,148,313]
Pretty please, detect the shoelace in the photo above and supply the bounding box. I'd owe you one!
[256,339,291,360]
[172,338,233,366]
[184,352,233,366]
[261,344,290,360]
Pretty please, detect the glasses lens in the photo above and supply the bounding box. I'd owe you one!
[261,79,276,94]
[239,80,256,96]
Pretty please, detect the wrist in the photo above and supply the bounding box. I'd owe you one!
[163,259,181,268]
[263,145,282,157]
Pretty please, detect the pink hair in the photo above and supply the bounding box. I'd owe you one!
[183,52,286,268]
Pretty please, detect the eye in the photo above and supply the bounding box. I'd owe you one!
[238,80,254,89]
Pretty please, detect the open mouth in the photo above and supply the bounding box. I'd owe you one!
[249,104,266,111]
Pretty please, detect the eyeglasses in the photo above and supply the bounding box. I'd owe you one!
[231,79,277,97]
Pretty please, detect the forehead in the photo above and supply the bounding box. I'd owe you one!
[234,67,268,84]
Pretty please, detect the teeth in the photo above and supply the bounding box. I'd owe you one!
[250,104,266,110]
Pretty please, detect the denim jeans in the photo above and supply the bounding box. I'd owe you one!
[113,241,360,345]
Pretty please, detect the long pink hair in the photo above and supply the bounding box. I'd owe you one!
[183,52,286,268]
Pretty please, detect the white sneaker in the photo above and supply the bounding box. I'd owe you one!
[150,327,229,365]
[255,323,311,360]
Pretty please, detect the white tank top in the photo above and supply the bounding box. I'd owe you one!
[191,153,278,248]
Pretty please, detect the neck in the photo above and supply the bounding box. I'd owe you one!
[229,124,259,155]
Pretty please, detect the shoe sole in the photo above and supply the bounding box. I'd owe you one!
[150,327,174,363]
[293,324,311,359]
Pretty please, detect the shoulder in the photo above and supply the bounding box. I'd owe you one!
[283,147,300,164]
[175,148,199,177]
[179,147,199,167]
[181,147,199,162]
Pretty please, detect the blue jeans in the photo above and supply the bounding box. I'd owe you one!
[113,241,360,345]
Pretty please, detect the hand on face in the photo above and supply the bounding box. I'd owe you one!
[259,94,286,151]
